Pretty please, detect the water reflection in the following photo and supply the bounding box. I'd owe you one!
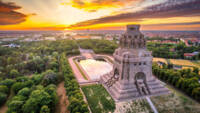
[80,59,112,80]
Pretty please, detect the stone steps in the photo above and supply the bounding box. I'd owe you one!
[101,74,110,83]
[111,85,138,94]
[150,88,169,94]
[101,74,169,102]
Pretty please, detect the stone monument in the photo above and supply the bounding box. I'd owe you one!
[100,25,169,102]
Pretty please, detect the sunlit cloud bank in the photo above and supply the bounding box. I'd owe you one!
[67,0,200,30]
[0,0,35,25]
[0,0,200,31]
[62,0,144,12]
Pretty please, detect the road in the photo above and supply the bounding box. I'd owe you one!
[146,97,158,113]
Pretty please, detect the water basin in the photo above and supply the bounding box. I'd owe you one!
[79,59,112,80]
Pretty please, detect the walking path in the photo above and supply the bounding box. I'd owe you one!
[68,57,89,83]
[55,82,69,113]
[79,81,99,86]
[0,104,7,113]
[146,97,158,113]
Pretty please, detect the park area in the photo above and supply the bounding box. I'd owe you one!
[150,85,200,113]
[153,58,200,69]
[81,84,115,113]
[81,84,200,113]
[169,59,200,68]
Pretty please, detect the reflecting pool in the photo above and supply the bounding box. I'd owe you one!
[79,59,112,80]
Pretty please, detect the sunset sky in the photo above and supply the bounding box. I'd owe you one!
[0,0,200,31]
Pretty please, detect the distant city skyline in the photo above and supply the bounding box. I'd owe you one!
[0,0,200,31]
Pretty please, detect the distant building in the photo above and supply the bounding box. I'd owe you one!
[91,36,102,39]
[181,38,200,46]
[184,52,199,58]
[157,61,166,67]
[169,48,175,52]
[45,37,56,41]
[1,38,18,42]
[2,43,20,48]
[75,35,90,40]
[105,34,113,40]
[22,37,43,42]
[173,65,182,70]
[105,34,121,41]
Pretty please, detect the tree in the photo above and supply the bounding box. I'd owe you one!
[30,90,52,106]
[16,76,29,82]
[193,67,199,75]
[12,80,33,94]
[7,100,24,113]
[0,92,7,106]
[31,74,44,85]
[68,97,89,113]
[192,87,200,101]
[0,85,9,94]
[23,98,38,113]
[10,69,20,78]
[42,70,58,86]
[23,90,52,113]
[18,88,31,97]
[40,105,50,113]
[12,82,24,94]
[7,57,16,65]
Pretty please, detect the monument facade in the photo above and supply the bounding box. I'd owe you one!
[100,25,169,102]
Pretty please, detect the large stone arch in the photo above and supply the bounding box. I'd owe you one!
[135,72,146,82]
[114,68,120,79]
[135,72,150,95]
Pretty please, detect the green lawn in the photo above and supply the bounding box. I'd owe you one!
[104,56,114,64]
[114,99,153,113]
[81,84,115,113]
[150,85,200,113]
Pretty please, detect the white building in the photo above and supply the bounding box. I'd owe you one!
[2,43,20,48]
[45,37,56,41]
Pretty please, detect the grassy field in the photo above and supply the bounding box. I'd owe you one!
[114,99,153,113]
[153,58,200,70]
[151,85,200,113]
[104,56,114,64]
[193,61,200,67]
[153,58,168,64]
[81,84,115,113]
[169,59,200,68]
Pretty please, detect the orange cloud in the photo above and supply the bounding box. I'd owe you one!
[63,0,143,12]
[67,0,200,29]
[0,0,34,25]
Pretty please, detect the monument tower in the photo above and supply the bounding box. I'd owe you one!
[101,25,169,102]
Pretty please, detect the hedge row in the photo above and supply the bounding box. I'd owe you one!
[60,53,89,113]
[0,79,15,106]
[153,64,200,102]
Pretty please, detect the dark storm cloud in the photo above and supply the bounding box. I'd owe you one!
[68,0,200,28]
[0,0,27,25]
